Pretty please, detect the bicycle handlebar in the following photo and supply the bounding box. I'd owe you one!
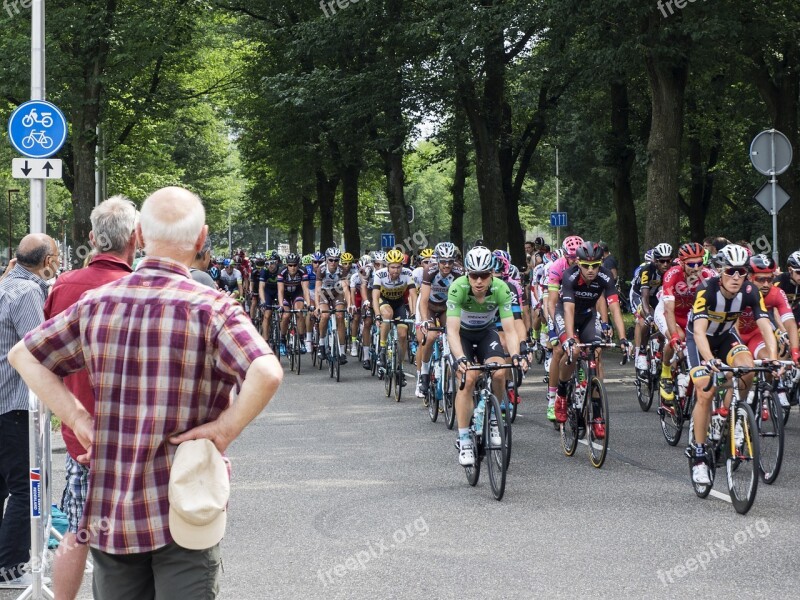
[701,362,784,392]
[458,362,518,390]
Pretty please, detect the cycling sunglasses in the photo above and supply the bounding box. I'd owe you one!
[266,260,278,266]
[684,260,704,269]
[578,261,602,270]
[468,271,492,281]
[722,267,748,278]
[311,260,321,264]
[327,258,339,263]
[790,268,800,275]
[656,259,672,265]
[438,259,454,266]
[752,275,774,284]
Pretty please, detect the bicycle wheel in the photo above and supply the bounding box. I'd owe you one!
[443,360,456,430]
[394,362,403,402]
[384,347,393,397]
[636,372,653,412]
[428,369,439,422]
[288,329,296,373]
[294,331,304,375]
[464,430,480,487]
[561,383,579,457]
[485,393,507,501]
[754,388,783,485]
[659,382,685,446]
[588,377,609,468]
[334,340,341,382]
[535,345,545,364]
[727,402,760,515]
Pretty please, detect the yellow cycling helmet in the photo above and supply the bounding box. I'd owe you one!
[419,248,434,259]
[341,252,354,263]
[386,248,404,264]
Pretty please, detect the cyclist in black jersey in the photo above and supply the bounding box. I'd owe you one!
[277,253,310,355]
[250,254,265,320]
[633,243,673,378]
[686,244,779,486]
[259,256,281,343]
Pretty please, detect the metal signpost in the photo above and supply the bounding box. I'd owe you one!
[750,129,792,263]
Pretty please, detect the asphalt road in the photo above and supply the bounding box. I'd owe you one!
[6,350,800,599]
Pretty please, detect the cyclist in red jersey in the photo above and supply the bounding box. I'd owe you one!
[736,254,800,364]
[657,242,715,401]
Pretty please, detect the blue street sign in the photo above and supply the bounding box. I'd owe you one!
[381,233,395,248]
[550,212,568,228]
[8,100,68,159]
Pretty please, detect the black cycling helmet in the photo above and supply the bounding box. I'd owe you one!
[576,241,603,262]
[285,252,300,265]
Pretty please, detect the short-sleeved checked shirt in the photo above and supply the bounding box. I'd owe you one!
[24,256,272,554]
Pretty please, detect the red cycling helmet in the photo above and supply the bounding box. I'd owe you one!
[749,254,776,274]
[562,235,584,259]
[678,242,704,262]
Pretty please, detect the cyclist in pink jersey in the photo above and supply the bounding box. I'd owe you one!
[543,236,583,421]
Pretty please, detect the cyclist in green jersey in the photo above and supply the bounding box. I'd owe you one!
[447,246,528,466]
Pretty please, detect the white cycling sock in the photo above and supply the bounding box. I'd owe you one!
[421,361,431,375]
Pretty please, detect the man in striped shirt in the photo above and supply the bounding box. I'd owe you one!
[10,187,283,599]
[0,233,59,588]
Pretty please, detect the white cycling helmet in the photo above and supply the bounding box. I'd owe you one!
[464,246,494,272]
[434,241,457,260]
[716,244,750,268]
[508,264,520,280]
[372,250,387,264]
[652,243,673,259]
[788,250,800,269]
[325,247,341,259]
[644,249,654,263]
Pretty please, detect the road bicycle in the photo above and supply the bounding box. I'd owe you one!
[284,308,307,375]
[747,359,792,484]
[380,317,415,401]
[635,329,662,412]
[686,365,770,515]
[319,308,346,382]
[657,345,695,446]
[421,326,453,423]
[458,361,521,501]
[561,341,628,468]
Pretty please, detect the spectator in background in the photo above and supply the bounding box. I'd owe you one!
[599,242,619,281]
[190,238,217,289]
[0,233,59,589]
[44,197,137,600]
[10,186,282,599]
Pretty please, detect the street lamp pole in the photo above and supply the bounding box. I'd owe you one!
[7,189,20,262]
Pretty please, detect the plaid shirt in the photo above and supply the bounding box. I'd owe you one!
[24,257,272,554]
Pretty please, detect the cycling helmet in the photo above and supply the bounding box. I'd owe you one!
[373,250,387,264]
[652,243,673,259]
[419,248,434,260]
[285,252,300,265]
[234,255,242,264]
[562,235,584,258]
[358,256,371,269]
[716,244,750,268]
[788,251,800,269]
[301,254,313,266]
[268,250,280,261]
[553,248,565,260]
[492,254,509,277]
[534,236,545,246]
[325,247,341,260]
[508,264,520,280]
[644,249,654,263]
[341,252,354,263]
[386,249,404,264]
[576,241,603,262]
[749,254,776,274]
[434,242,457,260]
[678,242,704,262]
[493,249,511,263]
[311,251,324,262]
[402,253,411,267]
[464,246,494,272]
[222,258,231,267]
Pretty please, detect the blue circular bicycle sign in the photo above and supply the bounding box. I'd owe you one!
[7,100,68,159]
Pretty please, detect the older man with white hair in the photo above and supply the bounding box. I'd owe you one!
[9,187,282,599]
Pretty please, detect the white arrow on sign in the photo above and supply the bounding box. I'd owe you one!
[11,158,62,179]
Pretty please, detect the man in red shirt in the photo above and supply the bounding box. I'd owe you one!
[44,197,138,600]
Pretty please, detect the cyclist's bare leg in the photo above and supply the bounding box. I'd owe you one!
[456,371,480,429]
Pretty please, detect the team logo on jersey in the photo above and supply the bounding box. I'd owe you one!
[447,301,455,310]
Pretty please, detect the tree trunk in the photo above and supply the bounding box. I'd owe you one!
[302,195,317,254]
[609,80,641,282]
[681,107,720,243]
[316,169,338,251]
[288,228,298,254]
[750,45,800,257]
[454,30,508,250]
[341,163,361,255]
[644,49,688,250]
[450,131,468,251]
[381,150,411,245]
